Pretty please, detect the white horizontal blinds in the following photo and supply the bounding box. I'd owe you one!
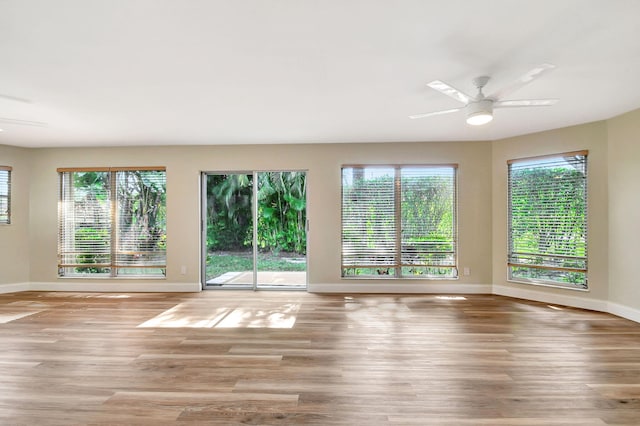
[0,166,11,224]
[342,167,396,268]
[58,167,166,277]
[114,170,166,272]
[58,170,112,273]
[401,166,456,268]
[342,165,457,278]
[508,151,588,287]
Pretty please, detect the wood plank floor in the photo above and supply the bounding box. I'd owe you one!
[1,291,639,425]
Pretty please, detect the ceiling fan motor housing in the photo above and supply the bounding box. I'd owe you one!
[473,76,491,90]
[466,99,494,125]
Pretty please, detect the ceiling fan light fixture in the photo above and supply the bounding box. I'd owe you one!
[466,99,493,126]
[466,111,493,125]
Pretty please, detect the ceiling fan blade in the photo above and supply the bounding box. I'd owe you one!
[427,80,472,105]
[0,117,48,127]
[488,63,556,100]
[494,99,558,108]
[409,107,462,120]
[0,94,32,103]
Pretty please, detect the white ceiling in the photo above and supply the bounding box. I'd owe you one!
[1,0,639,148]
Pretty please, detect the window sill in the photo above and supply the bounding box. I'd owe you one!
[58,276,167,280]
[507,278,588,292]
[342,276,460,281]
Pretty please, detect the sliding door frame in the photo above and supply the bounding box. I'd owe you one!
[200,170,308,291]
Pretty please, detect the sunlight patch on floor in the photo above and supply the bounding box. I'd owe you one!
[436,295,467,300]
[0,310,41,324]
[138,303,300,329]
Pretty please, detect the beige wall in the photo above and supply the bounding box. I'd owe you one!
[26,141,493,290]
[0,144,30,285]
[607,108,640,311]
[491,121,609,303]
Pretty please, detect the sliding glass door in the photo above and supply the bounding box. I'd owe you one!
[202,171,307,290]
[203,173,254,288]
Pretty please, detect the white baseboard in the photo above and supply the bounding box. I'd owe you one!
[492,284,608,312]
[493,284,640,324]
[309,282,492,294]
[0,282,31,294]
[29,281,201,293]
[608,302,640,324]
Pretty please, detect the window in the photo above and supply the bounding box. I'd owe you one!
[0,166,10,225]
[58,167,166,278]
[341,165,457,278]
[508,151,588,289]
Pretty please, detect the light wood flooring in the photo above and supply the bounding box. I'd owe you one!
[1,290,640,425]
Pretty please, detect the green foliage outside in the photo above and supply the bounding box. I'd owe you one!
[206,252,306,279]
[206,174,253,250]
[71,171,110,274]
[68,170,166,276]
[256,172,306,254]
[401,175,454,245]
[206,172,306,255]
[116,170,167,256]
[509,165,587,287]
[74,227,110,274]
[341,168,456,278]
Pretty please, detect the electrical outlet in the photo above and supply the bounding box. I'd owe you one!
[180,266,187,275]
[463,267,470,276]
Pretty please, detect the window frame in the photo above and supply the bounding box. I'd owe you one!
[0,166,11,225]
[341,164,458,279]
[507,150,588,290]
[57,166,167,279]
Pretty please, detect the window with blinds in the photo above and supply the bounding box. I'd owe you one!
[58,168,166,278]
[0,166,10,225]
[341,165,457,279]
[508,151,588,289]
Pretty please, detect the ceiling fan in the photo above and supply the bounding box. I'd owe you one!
[0,94,48,130]
[409,63,558,125]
